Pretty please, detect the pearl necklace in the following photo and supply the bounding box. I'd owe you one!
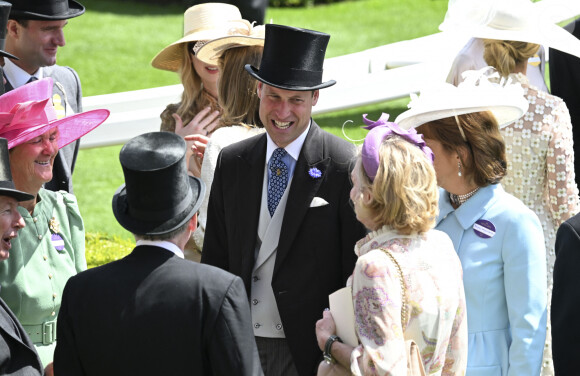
[449,187,479,207]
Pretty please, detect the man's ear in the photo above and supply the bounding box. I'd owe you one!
[311,90,319,106]
[257,82,263,99]
[6,20,20,38]
[188,213,198,231]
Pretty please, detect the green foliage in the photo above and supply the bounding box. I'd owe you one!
[85,232,135,269]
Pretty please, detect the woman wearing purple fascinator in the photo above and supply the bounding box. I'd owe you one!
[315,113,468,375]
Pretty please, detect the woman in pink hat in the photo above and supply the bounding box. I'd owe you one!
[0,77,109,367]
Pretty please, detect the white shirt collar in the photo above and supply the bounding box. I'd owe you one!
[135,239,184,259]
[266,120,311,163]
[3,58,43,89]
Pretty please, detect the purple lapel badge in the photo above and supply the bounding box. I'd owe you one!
[51,233,65,252]
[308,167,322,179]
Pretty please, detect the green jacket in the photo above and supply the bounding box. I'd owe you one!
[0,188,86,366]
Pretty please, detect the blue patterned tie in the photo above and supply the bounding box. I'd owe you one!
[267,148,289,217]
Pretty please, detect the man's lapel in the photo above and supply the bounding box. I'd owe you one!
[275,122,329,273]
[236,135,267,278]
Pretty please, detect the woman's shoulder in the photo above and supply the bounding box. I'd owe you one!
[40,188,80,213]
[486,186,541,227]
[212,125,265,142]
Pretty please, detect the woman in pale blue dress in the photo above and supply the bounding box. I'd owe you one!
[396,72,547,375]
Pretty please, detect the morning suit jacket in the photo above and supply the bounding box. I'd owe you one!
[552,212,580,375]
[4,65,82,193]
[53,245,263,376]
[202,121,366,376]
[550,19,580,189]
[0,297,43,375]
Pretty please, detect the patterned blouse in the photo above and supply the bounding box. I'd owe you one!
[348,227,467,376]
[501,73,580,306]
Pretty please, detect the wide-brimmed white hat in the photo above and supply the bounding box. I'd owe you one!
[196,22,265,65]
[439,0,580,59]
[395,67,529,130]
[151,3,243,72]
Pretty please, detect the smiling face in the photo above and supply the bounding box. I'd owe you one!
[10,128,59,193]
[0,196,25,261]
[257,83,319,148]
[6,19,67,74]
[191,53,219,97]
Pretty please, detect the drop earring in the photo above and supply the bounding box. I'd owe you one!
[458,161,462,177]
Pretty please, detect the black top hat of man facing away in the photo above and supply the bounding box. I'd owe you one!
[112,132,206,236]
[245,24,336,91]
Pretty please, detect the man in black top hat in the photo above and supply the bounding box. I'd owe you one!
[202,24,366,376]
[2,0,86,194]
[54,132,262,376]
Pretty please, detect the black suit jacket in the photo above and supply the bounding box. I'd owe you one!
[549,18,580,189]
[552,212,580,375]
[202,121,366,376]
[0,297,43,375]
[54,245,262,376]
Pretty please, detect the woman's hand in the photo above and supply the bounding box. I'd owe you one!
[315,309,337,351]
[184,134,209,177]
[173,106,220,138]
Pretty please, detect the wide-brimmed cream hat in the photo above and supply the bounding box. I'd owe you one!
[151,3,243,72]
[439,0,580,58]
[395,67,529,130]
[196,22,265,65]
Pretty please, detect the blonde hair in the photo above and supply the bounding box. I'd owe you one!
[217,45,264,129]
[354,137,439,235]
[483,39,540,77]
[416,111,507,187]
[160,43,218,132]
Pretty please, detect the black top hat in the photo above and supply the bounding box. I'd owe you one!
[0,138,34,202]
[112,132,206,236]
[8,0,85,21]
[0,2,17,61]
[245,24,336,91]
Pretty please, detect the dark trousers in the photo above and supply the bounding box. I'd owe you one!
[255,336,300,376]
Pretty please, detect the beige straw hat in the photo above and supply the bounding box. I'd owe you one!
[196,22,265,65]
[151,3,243,72]
[439,0,580,59]
[395,67,529,130]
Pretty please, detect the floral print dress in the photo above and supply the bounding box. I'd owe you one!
[348,226,467,376]
[500,73,580,375]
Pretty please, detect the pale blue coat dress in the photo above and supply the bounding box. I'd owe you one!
[436,183,547,376]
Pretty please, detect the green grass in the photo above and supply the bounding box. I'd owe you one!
[63,0,449,253]
[58,0,449,96]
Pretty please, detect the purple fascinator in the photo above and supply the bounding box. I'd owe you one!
[361,113,434,181]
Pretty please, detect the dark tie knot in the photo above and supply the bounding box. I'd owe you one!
[27,76,38,84]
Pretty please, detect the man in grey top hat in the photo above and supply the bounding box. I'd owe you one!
[202,24,366,376]
[2,0,86,194]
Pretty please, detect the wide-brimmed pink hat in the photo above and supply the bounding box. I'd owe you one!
[0,78,109,149]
